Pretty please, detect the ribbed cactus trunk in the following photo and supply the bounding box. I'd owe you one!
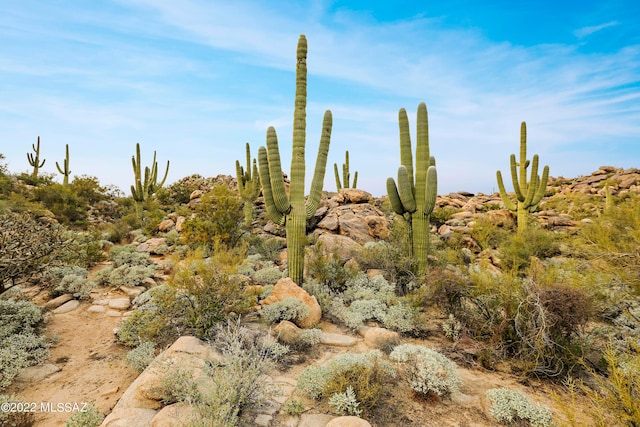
[257,35,332,285]
[387,103,437,277]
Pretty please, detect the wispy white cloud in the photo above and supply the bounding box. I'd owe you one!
[574,21,619,39]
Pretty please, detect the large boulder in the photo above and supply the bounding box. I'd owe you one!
[262,278,322,328]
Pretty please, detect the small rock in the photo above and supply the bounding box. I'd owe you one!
[358,326,399,350]
[262,278,322,329]
[320,332,357,347]
[254,414,273,426]
[150,403,192,427]
[87,305,106,313]
[53,300,80,314]
[326,416,372,427]
[273,320,302,344]
[120,286,146,298]
[45,294,73,309]
[109,298,131,310]
[299,414,336,427]
[107,310,122,317]
[14,363,61,383]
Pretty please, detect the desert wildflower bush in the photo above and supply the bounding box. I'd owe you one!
[486,388,554,426]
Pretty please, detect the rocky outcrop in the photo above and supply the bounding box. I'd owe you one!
[261,278,322,329]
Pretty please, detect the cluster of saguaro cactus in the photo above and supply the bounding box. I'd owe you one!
[258,34,332,285]
[130,143,170,202]
[496,122,549,233]
[56,144,71,185]
[236,142,261,226]
[27,136,46,178]
[334,150,358,191]
[386,102,438,276]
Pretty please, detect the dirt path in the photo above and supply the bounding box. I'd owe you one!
[7,297,138,426]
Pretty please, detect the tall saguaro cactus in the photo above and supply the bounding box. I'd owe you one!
[334,150,358,191]
[258,34,332,285]
[55,144,71,185]
[27,136,46,178]
[130,143,170,202]
[236,142,261,226]
[386,102,438,276]
[496,122,549,233]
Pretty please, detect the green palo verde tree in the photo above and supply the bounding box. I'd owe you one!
[130,142,170,202]
[258,34,332,285]
[55,144,71,185]
[236,142,261,226]
[334,150,358,191]
[27,136,46,178]
[496,122,549,233]
[386,102,437,277]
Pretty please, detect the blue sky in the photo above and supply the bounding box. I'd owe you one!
[1,1,638,196]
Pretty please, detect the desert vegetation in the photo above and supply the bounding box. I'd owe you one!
[1,34,639,427]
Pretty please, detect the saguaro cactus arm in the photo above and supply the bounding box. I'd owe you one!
[305,110,332,219]
[27,136,46,177]
[55,144,71,185]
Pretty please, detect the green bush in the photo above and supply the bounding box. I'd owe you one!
[65,402,104,427]
[261,297,310,324]
[0,394,35,426]
[181,185,244,251]
[251,266,283,285]
[0,300,49,390]
[500,227,559,273]
[297,350,395,412]
[125,341,156,372]
[486,388,553,426]
[389,344,462,398]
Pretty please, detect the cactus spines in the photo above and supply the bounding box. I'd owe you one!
[257,34,332,285]
[27,136,46,178]
[334,150,358,191]
[130,142,170,202]
[236,142,261,226]
[55,144,71,185]
[496,122,549,233]
[386,102,437,276]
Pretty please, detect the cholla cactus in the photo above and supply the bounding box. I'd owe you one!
[496,122,549,233]
[486,388,554,426]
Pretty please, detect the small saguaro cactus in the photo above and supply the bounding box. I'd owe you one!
[236,142,261,226]
[55,144,71,185]
[334,150,358,191]
[386,102,438,276]
[130,143,170,202]
[258,34,332,285]
[27,136,46,178]
[496,122,549,233]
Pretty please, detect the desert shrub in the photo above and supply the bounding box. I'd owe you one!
[0,394,35,426]
[583,344,640,426]
[170,255,255,338]
[125,341,156,372]
[0,300,49,390]
[190,320,279,426]
[306,244,356,292]
[381,303,420,334]
[470,215,510,250]
[301,278,334,315]
[251,266,283,285]
[430,207,459,227]
[0,212,68,295]
[283,398,305,416]
[65,401,104,427]
[181,185,244,251]
[389,344,462,398]
[94,264,157,288]
[250,237,285,263]
[158,363,201,405]
[356,233,417,294]
[116,285,190,347]
[442,314,463,342]
[261,297,310,324]
[297,350,395,412]
[46,265,97,299]
[33,183,88,224]
[299,328,323,347]
[109,244,154,267]
[500,227,560,273]
[486,388,553,426]
[60,231,108,267]
[328,386,362,416]
[155,174,209,208]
